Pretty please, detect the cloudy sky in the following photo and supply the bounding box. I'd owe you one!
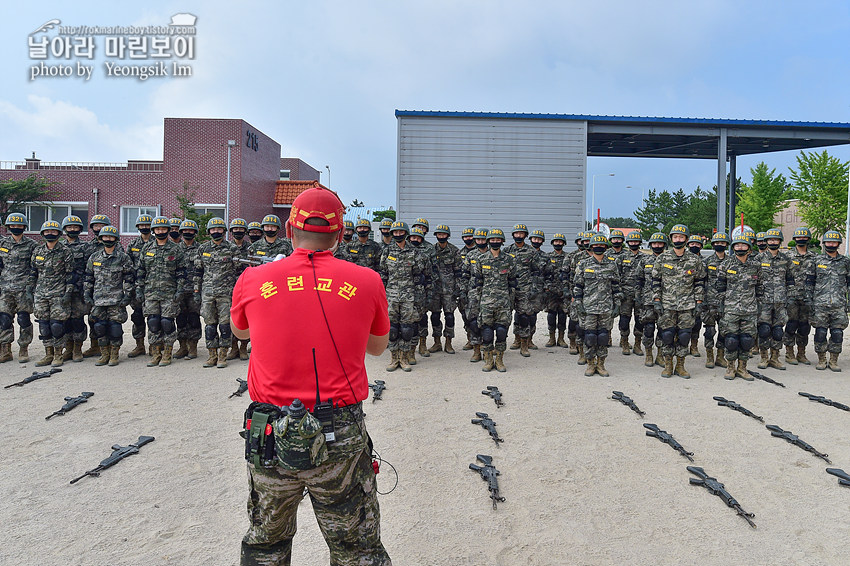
[2,1,849,219]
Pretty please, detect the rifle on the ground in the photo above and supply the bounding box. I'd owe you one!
[482,386,504,408]
[469,454,505,509]
[643,423,694,461]
[765,425,831,464]
[799,392,850,412]
[70,436,155,484]
[713,396,764,423]
[747,369,786,388]
[369,380,386,402]
[229,378,248,398]
[826,468,850,487]
[611,391,645,417]
[471,412,504,446]
[4,367,62,389]
[45,392,94,420]
[234,253,285,267]
[687,466,757,529]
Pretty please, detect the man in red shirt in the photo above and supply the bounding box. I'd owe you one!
[231,187,391,565]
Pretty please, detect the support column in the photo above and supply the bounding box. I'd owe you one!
[728,154,737,234]
[716,128,727,235]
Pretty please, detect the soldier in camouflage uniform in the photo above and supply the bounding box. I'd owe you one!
[456,226,477,350]
[784,227,816,365]
[168,217,182,244]
[249,214,294,261]
[505,223,547,357]
[636,233,668,367]
[379,221,425,372]
[565,232,590,355]
[407,225,433,361]
[608,229,627,259]
[125,214,154,358]
[464,228,489,362]
[702,232,730,369]
[686,235,705,357]
[527,229,548,348]
[755,228,793,370]
[84,226,134,366]
[31,220,75,367]
[544,233,569,348]
[651,224,706,378]
[337,219,355,258]
[573,234,622,376]
[343,219,382,271]
[60,215,89,362]
[471,228,517,372]
[225,217,251,361]
[806,230,850,371]
[137,216,187,367]
[378,218,394,249]
[568,231,594,363]
[0,213,36,363]
[411,218,439,357]
[427,224,462,354]
[80,214,114,358]
[717,235,763,380]
[755,232,768,254]
[616,231,644,355]
[195,217,239,369]
[174,219,202,360]
[247,221,263,244]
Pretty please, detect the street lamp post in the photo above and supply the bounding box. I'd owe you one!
[325,165,331,188]
[590,173,615,229]
[225,139,236,224]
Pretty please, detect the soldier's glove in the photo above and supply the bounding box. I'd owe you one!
[653,300,663,316]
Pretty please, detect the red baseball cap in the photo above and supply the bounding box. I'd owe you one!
[289,187,345,233]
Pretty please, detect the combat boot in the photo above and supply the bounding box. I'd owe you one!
[705,346,715,368]
[35,346,54,367]
[226,337,240,360]
[557,329,568,348]
[644,345,654,367]
[72,341,83,362]
[494,350,507,373]
[797,346,811,365]
[577,343,586,365]
[127,337,146,358]
[418,337,430,357]
[768,349,785,370]
[724,359,736,379]
[470,344,482,363]
[569,335,578,355]
[620,336,631,355]
[51,345,64,367]
[81,341,100,358]
[62,344,73,362]
[546,330,557,347]
[186,339,198,360]
[238,340,249,360]
[661,355,674,378]
[757,348,769,369]
[596,357,610,377]
[785,345,798,365]
[203,348,218,368]
[0,343,12,363]
[632,339,643,356]
[510,335,521,350]
[528,335,538,350]
[173,339,189,359]
[584,357,597,376]
[407,348,417,365]
[398,351,412,372]
[428,338,442,353]
[737,358,753,380]
[816,352,828,370]
[385,351,400,372]
[462,332,473,351]
[715,348,727,368]
[108,345,120,366]
[95,344,110,366]
[674,356,690,379]
[17,345,28,363]
[444,337,455,354]
[690,337,701,357]
[519,338,530,357]
[654,350,664,367]
[829,352,841,372]
[148,345,163,367]
[217,347,228,369]
[159,345,173,367]
[482,350,495,372]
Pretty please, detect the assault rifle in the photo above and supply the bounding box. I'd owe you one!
[713,396,764,423]
[229,378,249,399]
[70,436,155,484]
[4,367,62,389]
[611,391,645,417]
[369,380,386,402]
[747,369,785,388]
[826,468,850,487]
[482,385,504,408]
[687,466,757,528]
[45,392,94,420]
[235,253,285,267]
[471,412,504,446]
[799,392,850,412]
[766,425,831,464]
[644,423,694,461]
[468,454,505,509]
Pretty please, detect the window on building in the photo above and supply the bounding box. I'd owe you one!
[121,206,160,235]
[194,205,226,218]
[16,203,90,233]
[279,170,290,180]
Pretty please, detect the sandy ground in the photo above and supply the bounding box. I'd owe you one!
[2,312,850,566]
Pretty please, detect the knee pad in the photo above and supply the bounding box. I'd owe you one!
[584,330,598,347]
[0,312,12,331]
[785,319,799,335]
[597,328,610,346]
[568,319,578,332]
[757,323,771,341]
[739,334,754,351]
[108,322,124,340]
[725,334,739,352]
[175,311,187,328]
[430,311,441,327]
[547,312,557,327]
[704,326,716,341]
[205,324,218,341]
[633,318,643,332]
[660,328,676,346]
[830,328,844,344]
[17,312,32,328]
[50,320,65,339]
[71,317,86,334]
[400,324,415,342]
[772,325,784,341]
[692,318,702,333]
[557,311,567,327]
[798,322,811,336]
[495,325,508,343]
[160,317,175,334]
[389,323,400,342]
[814,327,828,343]
[147,316,162,334]
[219,323,232,341]
[618,316,631,333]
[131,308,144,326]
[513,312,520,325]
[188,312,202,329]
[419,313,428,326]
[93,320,109,338]
[468,318,479,335]
[576,326,585,339]
[643,322,655,338]
[517,313,529,328]
[445,312,455,327]
[38,320,51,340]
[677,329,691,345]
[481,326,494,344]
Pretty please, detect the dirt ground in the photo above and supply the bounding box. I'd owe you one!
[2,314,849,565]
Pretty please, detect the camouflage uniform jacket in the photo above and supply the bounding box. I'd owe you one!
[127,235,155,269]
[31,241,75,298]
[249,237,293,261]
[635,253,663,307]
[195,239,239,298]
[345,238,382,271]
[0,235,37,293]
[805,253,850,309]
[546,251,570,300]
[85,247,135,306]
[471,250,517,311]
[754,250,794,304]
[64,238,89,293]
[463,247,487,311]
[414,242,438,297]
[379,242,426,298]
[568,250,591,289]
[616,250,643,300]
[505,243,546,294]
[457,245,478,300]
[137,239,187,301]
[703,252,728,307]
[231,238,252,282]
[651,249,706,310]
[787,248,815,301]
[716,255,763,315]
[433,241,462,297]
[573,255,622,315]
[180,240,200,294]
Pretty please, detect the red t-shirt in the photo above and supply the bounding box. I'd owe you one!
[230,248,389,409]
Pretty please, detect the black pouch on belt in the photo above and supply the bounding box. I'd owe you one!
[241,402,282,468]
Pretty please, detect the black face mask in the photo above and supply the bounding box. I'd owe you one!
[531,241,542,249]
[380,230,390,238]
[824,244,840,254]
[65,229,81,239]
[182,233,195,241]
[9,227,25,236]
[576,242,584,250]
[590,246,606,255]
[102,239,117,248]
[264,229,278,239]
[553,244,564,251]
[671,240,686,249]
[688,246,701,255]
[210,231,225,241]
[249,234,262,242]
[476,242,488,250]
[43,233,59,242]
[436,236,449,244]
[611,242,623,250]
[393,234,406,242]
[410,240,422,247]
[138,228,151,235]
[343,233,353,241]
[734,249,749,257]
[795,240,809,248]
[651,246,665,255]
[628,243,641,251]
[356,230,370,239]
[169,231,180,240]
[489,242,502,250]
[757,243,767,251]
[155,231,169,241]
[767,243,780,250]
[713,245,727,254]
[580,242,590,250]
[513,236,525,244]
[231,230,245,240]
[462,238,474,247]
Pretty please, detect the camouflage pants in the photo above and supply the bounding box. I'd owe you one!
[241,407,391,566]
[430,292,456,338]
[66,292,90,343]
[568,300,581,339]
[34,295,68,348]
[201,295,232,350]
[176,293,202,342]
[90,305,128,346]
[784,299,812,348]
[758,303,788,350]
[512,290,536,338]
[658,308,696,358]
[701,305,721,348]
[388,295,417,352]
[720,312,757,361]
[581,313,614,359]
[0,289,33,347]
[143,298,179,347]
[617,296,642,340]
[546,292,568,332]
[480,299,512,352]
[639,305,661,349]
[811,307,849,354]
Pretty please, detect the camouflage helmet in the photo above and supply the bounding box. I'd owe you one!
[474,228,489,239]
[390,221,409,235]
[61,215,84,230]
[99,225,119,239]
[4,212,28,226]
[229,217,247,230]
[379,218,394,231]
[731,235,752,249]
[822,230,842,243]
[409,226,426,238]
[487,228,506,241]
[589,234,610,248]
[793,227,812,241]
[247,221,262,231]
[625,230,642,243]
[135,214,154,227]
[531,229,544,240]
[168,217,181,229]
[551,233,566,244]
[711,232,730,244]
[765,228,783,241]
[356,218,371,229]
[687,235,703,246]
[207,217,227,231]
[40,220,61,233]
[609,229,625,241]
[90,214,111,227]
[343,220,355,230]
[755,231,767,242]
[151,216,170,229]
[649,232,668,245]
[179,219,199,232]
[261,214,282,228]
[669,224,689,238]
[512,223,529,235]
[412,217,429,231]
[434,224,451,236]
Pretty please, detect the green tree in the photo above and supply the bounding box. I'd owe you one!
[173,181,214,243]
[788,150,849,238]
[735,162,788,232]
[0,174,60,225]
[372,209,396,223]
